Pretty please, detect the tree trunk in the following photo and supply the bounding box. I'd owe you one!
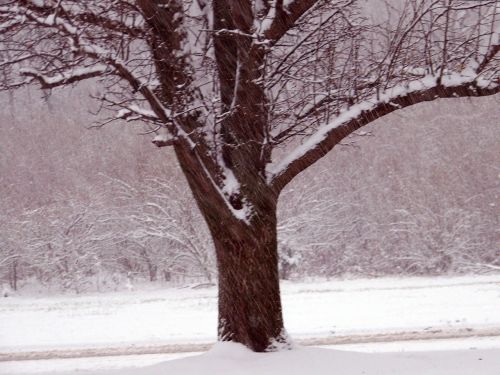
[9,260,18,291]
[210,206,286,352]
[173,145,286,352]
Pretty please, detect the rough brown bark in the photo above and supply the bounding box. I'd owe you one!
[210,197,285,352]
[172,137,286,351]
[197,4,287,351]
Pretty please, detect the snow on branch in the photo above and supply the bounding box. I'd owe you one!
[6,4,178,134]
[5,5,78,35]
[152,133,175,147]
[70,10,145,38]
[256,0,278,35]
[20,65,109,89]
[115,105,159,122]
[268,70,500,191]
[194,151,252,224]
[8,4,189,144]
[0,254,20,267]
[257,0,320,42]
[257,0,355,43]
[0,17,22,33]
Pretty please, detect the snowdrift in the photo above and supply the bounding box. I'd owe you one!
[93,343,499,375]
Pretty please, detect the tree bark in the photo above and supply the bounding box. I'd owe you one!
[173,136,286,352]
[210,201,285,352]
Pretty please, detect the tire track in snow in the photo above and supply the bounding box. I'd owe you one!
[2,326,500,362]
[293,279,500,294]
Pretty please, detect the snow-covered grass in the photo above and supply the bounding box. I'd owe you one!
[1,275,499,353]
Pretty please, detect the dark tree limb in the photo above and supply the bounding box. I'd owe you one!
[271,80,500,192]
[20,66,109,89]
[262,0,320,43]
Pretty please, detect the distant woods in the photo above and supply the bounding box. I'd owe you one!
[1,90,499,293]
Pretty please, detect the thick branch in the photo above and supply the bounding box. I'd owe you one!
[477,44,500,73]
[213,0,238,109]
[270,79,500,192]
[0,18,21,34]
[73,12,145,38]
[262,0,319,42]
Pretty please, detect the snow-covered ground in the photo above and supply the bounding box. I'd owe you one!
[115,342,500,375]
[3,337,500,374]
[1,275,499,374]
[97,342,500,375]
[2,275,499,353]
[2,339,500,375]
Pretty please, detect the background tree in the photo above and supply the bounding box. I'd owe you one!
[277,171,361,279]
[105,175,216,283]
[1,0,498,351]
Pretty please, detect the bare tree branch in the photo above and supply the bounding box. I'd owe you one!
[20,65,109,89]
[270,74,500,192]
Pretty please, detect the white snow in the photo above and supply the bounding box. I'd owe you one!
[1,275,499,353]
[152,134,172,144]
[127,105,158,119]
[195,153,250,223]
[19,65,108,86]
[0,352,198,374]
[20,6,78,35]
[221,166,241,197]
[4,342,500,375]
[0,17,22,31]
[258,1,277,34]
[3,337,500,374]
[1,275,500,374]
[117,342,500,375]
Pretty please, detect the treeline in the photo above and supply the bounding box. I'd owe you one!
[1,90,499,293]
[0,176,214,293]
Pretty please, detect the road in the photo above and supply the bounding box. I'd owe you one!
[2,326,500,362]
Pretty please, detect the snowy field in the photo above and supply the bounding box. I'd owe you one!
[1,275,500,374]
[2,275,500,352]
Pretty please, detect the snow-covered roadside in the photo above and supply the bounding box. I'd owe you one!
[3,340,500,375]
[112,342,500,375]
[108,342,500,375]
[2,337,500,375]
[1,275,499,353]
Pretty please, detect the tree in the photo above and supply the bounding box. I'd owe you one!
[2,197,114,293]
[277,170,361,279]
[1,0,498,351]
[0,210,23,292]
[105,175,216,283]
